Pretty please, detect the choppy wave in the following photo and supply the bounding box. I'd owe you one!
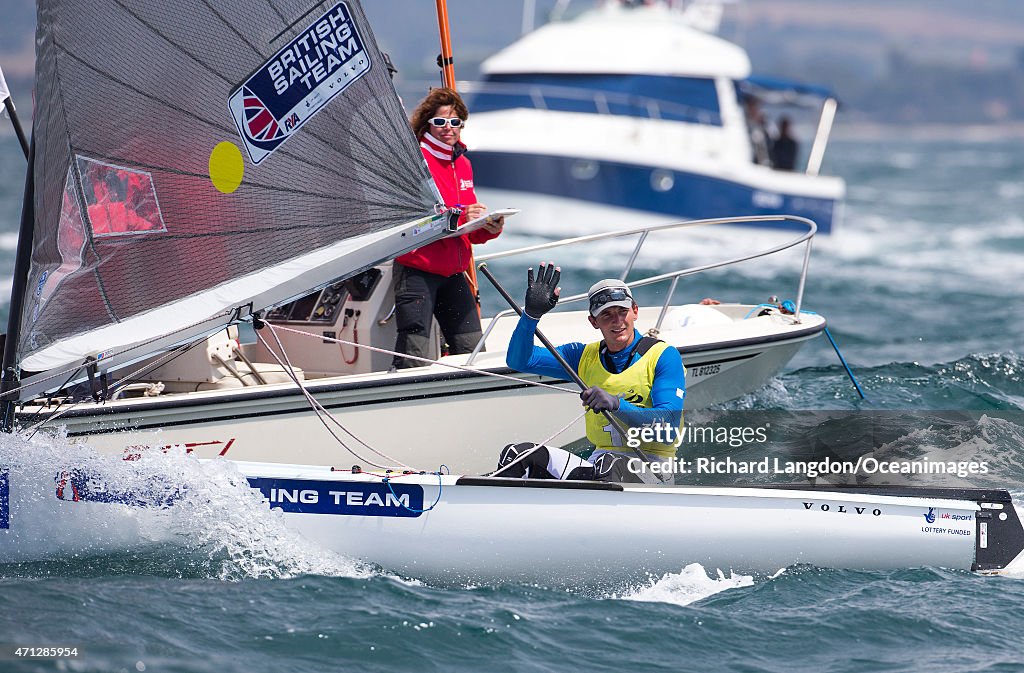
[863,414,1024,487]
[728,352,1024,411]
[6,565,1020,673]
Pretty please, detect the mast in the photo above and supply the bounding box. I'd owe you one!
[434,0,456,88]
[1,138,35,431]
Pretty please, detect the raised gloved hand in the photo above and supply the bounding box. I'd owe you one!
[581,386,620,413]
[524,262,560,319]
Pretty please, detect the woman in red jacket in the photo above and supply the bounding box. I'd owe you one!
[392,88,504,369]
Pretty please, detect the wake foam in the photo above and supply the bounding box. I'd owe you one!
[716,377,794,410]
[0,431,367,580]
[613,563,755,607]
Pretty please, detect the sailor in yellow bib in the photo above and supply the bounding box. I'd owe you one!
[577,338,679,459]
[499,265,685,482]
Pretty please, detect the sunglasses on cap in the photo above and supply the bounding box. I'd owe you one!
[429,117,464,128]
[588,287,632,313]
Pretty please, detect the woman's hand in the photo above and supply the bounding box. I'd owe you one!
[482,215,504,234]
[464,203,503,234]
[464,203,487,221]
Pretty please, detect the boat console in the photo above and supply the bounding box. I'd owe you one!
[243,263,441,378]
[128,264,433,391]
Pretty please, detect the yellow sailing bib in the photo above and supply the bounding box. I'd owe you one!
[577,339,682,459]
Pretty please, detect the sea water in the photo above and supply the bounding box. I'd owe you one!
[1,133,1024,672]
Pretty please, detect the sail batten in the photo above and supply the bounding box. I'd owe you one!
[16,0,443,397]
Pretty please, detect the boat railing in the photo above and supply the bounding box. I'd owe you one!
[454,80,722,127]
[466,214,816,365]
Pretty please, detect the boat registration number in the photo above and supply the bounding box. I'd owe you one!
[690,363,721,378]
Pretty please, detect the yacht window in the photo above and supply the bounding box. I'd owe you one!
[472,74,721,126]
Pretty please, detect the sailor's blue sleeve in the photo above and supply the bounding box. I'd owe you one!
[615,346,685,426]
[506,314,585,379]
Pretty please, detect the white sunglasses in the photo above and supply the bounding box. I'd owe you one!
[428,117,464,128]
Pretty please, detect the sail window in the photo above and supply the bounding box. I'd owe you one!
[76,156,166,237]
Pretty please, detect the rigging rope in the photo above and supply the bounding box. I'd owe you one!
[743,301,867,401]
[267,322,579,395]
[487,408,588,477]
[20,328,224,437]
[383,471,443,513]
[257,325,411,470]
[4,309,234,404]
[538,409,588,448]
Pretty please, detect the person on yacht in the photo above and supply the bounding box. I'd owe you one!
[770,116,799,171]
[497,264,686,482]
[744,95,772,166]
[391,88,505,369]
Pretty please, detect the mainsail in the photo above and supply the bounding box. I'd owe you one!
[14,0,445,394]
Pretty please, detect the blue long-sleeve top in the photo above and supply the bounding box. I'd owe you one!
[506,314,685,427]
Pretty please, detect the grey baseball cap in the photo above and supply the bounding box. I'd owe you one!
[587,279,635,317]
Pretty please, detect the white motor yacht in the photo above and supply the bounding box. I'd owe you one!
[461,0,846,235]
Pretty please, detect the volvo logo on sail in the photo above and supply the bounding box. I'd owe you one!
[228,2,371,164]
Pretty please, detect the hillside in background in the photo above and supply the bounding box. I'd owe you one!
[728,0,1024,124]
[2,0,1024,128]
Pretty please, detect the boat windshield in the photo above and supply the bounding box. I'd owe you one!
[467,74,722,126]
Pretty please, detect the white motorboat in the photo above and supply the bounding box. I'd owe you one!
[16,215,825,475]
[3,0,1021,581]
[461,0,846,235]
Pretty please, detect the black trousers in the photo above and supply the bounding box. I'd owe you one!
[392,264,483,369]
[494,443,645,483]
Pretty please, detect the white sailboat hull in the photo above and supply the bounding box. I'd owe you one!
[294,488,974,584]
[248,472,994,585]
[4,461,1022,583]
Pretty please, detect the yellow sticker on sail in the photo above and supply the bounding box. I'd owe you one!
[209,141,244,194]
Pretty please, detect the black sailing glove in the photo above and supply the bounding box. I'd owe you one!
[524,263,561,319]
[581,386,620,413]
